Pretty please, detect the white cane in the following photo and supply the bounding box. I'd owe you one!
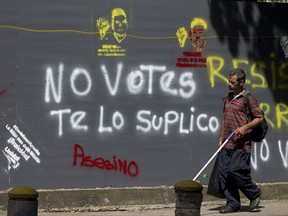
[193,131,235,181]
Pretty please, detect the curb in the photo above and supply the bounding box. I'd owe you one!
[0,183,288,212]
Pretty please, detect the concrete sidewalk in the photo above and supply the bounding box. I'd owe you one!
[1,200,287,216]
[33,199,288,215]
[1,183,288,215]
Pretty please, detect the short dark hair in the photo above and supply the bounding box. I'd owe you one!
[229,68,246,82]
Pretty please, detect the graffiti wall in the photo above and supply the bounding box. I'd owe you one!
[0,0,287,190]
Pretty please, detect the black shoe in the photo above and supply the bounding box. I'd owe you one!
[249,196,260,212]
[219,206,240,214]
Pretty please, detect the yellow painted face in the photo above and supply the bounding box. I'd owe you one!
[191,25,205,45]
[189,18,207,51]
[111,8,128,34]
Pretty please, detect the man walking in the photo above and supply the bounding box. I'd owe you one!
[217,68,263,213]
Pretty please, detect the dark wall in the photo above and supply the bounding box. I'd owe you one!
[0,0,287,190]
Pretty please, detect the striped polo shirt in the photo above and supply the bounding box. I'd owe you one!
[223,91,263,153]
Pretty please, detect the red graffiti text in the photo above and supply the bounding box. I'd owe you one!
[73,144,139,177]
[176,52,207,68]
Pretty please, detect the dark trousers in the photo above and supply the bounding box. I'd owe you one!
[219,148,261,209]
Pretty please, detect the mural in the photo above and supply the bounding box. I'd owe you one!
[0,0,287,190]
[96,8,128,56]
[176,17,208,52]
[176,17,208,68]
